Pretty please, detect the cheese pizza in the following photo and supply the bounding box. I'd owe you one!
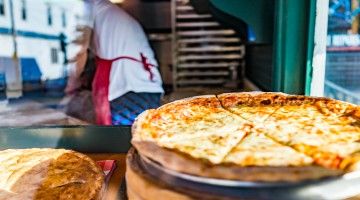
[132,92,360,181]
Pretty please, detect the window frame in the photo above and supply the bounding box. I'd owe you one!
[47,5,52,26]
[307,0,329,96]
[310,0,360,104]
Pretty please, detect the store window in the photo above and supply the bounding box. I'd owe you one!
[0,0,262,127]
[21,0,27,20]
[50,48,58,64]
[0,0,94,127]
[324,0,360,104]
[47,5,52,26]
[0,0,5,16]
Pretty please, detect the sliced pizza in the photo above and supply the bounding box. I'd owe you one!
[132,95,253,164]
[262,98,360,169]
[160,127,251,164]
[223,128,313,167]
[217,92,286,123]
[131,92,360,181]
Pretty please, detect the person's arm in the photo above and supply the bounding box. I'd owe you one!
[65,0,95,94]
[65,25,93,95]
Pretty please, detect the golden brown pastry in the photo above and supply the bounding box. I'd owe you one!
[0,148,104,200]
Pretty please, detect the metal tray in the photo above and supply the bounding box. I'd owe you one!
[134,153,360,200]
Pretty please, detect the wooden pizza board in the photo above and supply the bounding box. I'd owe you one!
[126,148,192,200]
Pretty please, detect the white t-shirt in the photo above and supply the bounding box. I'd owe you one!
[90,0,164,101]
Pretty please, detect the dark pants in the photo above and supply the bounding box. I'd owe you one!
[110,92,161,125]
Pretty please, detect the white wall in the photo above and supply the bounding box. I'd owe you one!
[14,0,83,38]
[0,0,11,27]
[0,35,13,56]
[17,37,63,80]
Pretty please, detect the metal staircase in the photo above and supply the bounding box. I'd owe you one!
[172,0,245,90]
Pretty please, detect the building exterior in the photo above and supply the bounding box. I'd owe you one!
[324,0,360,104]
[0,0,85,96]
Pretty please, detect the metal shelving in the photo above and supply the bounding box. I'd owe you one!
[172,0,245,89]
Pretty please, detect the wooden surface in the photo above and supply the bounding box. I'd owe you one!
[126,150,193,200]
[87,153,127,200]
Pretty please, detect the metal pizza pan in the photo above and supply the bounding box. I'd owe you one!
[136,153,360,200]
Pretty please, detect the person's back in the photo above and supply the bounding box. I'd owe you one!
[90,0,163,125]
[92,0,163,102]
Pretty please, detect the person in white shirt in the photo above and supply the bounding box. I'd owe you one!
[66,0,163,125]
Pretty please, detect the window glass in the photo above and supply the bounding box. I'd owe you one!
[325,0,360,104]
[0,0,5,16]
[21,0,26,20]
[51,48,58,64]
[0,0,250,127]
[47,5,52,26]
[61,10,66,28]
[0,0,91,126]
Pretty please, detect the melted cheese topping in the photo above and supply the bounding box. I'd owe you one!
[163,129,249,164]
[224,131,313,166]
[135,93,360,169]
[137,96,253,164]
[320,142,360,157]
[225,106,280,123]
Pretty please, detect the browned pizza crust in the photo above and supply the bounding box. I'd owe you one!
[0,148,104,200]
[217,92,356,108]
[132,109,153,141]
[218,92,360,119]
[217,92,289,107]
[132,141,342,182]
[219,91,358,105]
[157,94,221,109]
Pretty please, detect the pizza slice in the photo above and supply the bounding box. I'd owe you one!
[268,98,360,143]
[340,152,360,171]
[263,101,360,169]
[160,127,251,164]
[314,98,360,118]
[322,105,360,171]
[263,120,345,169]
[223,128,313,167]
[133,95,230,141]
[290,142,360,170]
[217,92,285,123]
[132,95,253,164]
